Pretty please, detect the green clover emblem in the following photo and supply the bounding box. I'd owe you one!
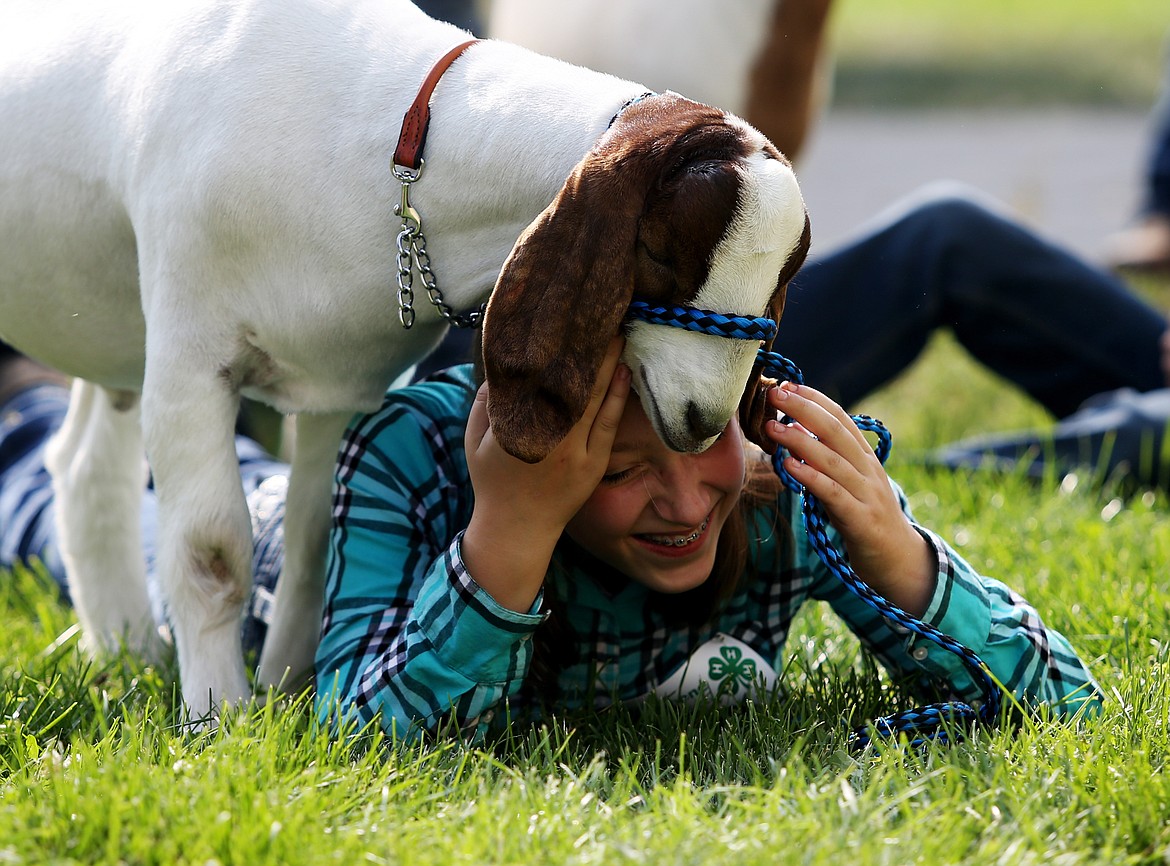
[707,645,758,697]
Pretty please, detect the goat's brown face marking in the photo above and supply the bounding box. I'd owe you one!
[633,126,745,305]
[482,93,808,462]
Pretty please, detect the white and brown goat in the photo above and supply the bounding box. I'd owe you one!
[0,0,808,716]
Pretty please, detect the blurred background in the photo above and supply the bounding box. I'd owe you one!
[786,0,1167,261]
[780,0,1170,442]
[470,0,1168,261]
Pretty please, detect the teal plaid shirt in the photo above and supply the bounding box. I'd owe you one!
[315,365,1101,739]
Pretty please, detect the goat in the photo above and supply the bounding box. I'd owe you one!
[0,0,809,716]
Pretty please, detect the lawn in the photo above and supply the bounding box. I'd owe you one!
[4,3,1170,865]
[830,0,1168,107]
[3,337,1169,863]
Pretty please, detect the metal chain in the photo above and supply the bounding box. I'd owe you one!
[395,222,418,329]
[393,161,484,330]
[412,231,484,329]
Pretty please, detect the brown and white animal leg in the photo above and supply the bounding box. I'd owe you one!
[44,380,163,660]
[255,410,349,695]
[743,0,836,163]
[141,352,253,717]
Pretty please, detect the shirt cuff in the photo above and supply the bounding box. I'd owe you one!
[412,533,545,683]
[900,526,993,698]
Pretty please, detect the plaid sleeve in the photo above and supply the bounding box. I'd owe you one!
[906,526,1102,716]
[807,480,1102,718]
[314,371,543,741]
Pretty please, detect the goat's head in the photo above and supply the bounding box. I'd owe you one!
[482,92,810,462]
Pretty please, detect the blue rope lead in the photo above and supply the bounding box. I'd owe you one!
[627,301,1002,749]
[626,301,778,342]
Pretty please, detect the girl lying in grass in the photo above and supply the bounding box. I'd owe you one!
[0,340,1100,741]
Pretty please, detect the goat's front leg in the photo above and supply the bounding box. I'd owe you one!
[44,380,164,661]
[142,356,252,718]
[255,410,350,695]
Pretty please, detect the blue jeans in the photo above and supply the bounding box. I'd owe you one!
[776,183,1168,418]
[1145,56,1170,217]
[0,384,288,657]
[933,387,1170,488]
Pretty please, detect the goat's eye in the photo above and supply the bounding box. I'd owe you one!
[638,241,672,268]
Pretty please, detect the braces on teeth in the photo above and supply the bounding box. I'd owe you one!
[647,517,710,547]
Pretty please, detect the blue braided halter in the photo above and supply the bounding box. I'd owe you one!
[626,301,1002,749]
[626,301,778,342]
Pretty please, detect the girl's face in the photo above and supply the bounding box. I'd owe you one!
[564,394,746,594]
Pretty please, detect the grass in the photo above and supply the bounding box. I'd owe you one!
[3,326,1170,864]
[2,426,1169,863]
[829,0,1168,107]
[5,4,1170,864]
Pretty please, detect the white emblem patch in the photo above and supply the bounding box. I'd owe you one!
[654,632,778,705]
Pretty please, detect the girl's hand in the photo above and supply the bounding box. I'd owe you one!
[764,382,935,617]
[462,337,631,611]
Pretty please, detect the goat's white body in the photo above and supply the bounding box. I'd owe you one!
[2,0,637,406]
[489,0,776,117]
[0,0,804,714]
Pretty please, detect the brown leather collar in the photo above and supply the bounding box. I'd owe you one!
[393,39,480,172]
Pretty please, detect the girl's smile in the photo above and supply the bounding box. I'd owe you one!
[633,512,712,553]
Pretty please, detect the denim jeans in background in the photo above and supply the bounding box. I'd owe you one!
[412,0,482,34]
[1144,56,1170,217]
[0,384,289,657]
[776,183,1168,418]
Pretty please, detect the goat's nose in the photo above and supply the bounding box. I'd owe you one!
[685,401,725,442]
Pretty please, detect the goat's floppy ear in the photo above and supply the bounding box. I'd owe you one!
[740,212,811,453]
[480,159,643,464]
[482,94,728,463]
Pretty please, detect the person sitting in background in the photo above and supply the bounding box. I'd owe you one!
[774,183,1170,488]
[775,183,1169,421]
[1105,49,1170,274]
[939,44,1170,486]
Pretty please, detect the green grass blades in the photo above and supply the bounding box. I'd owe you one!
[2,391,1169,862]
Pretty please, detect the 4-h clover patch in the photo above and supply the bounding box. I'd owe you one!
[708,644,759,697]
[653,633,778,704]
